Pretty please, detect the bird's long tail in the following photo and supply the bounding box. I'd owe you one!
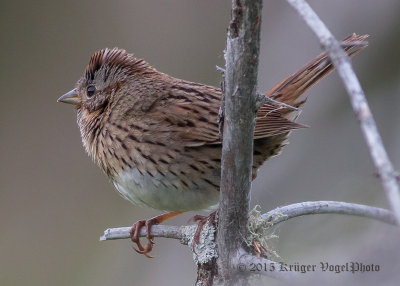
[266,33,369,111]
[253,33,368,140]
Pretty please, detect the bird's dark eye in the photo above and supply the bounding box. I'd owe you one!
[87,85,96,97]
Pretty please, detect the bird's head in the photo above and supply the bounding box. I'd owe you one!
[58,48,153,114]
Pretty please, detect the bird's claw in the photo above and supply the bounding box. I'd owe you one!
[130,219,155,258]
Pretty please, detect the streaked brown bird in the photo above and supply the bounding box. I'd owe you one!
[58,34,367,257]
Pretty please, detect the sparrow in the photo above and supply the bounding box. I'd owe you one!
[58,34,368,256]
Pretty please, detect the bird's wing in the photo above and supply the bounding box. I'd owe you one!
[146,80,303,147]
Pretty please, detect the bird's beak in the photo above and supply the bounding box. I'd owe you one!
[58,88,81,105]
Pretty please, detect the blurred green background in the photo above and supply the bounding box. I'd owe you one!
[1,0,399,285]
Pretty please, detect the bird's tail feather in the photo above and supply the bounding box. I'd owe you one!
[266,33,369,110]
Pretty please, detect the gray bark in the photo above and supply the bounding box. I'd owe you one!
[217,0,263,285]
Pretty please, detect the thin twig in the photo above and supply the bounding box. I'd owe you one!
[215,65,226,74]
[286,0,400,224]
[100,225,182,241]
[259,201,396,229]
[256,93,299,111]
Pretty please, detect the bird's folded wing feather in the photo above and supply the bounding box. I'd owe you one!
[148,85,303,147]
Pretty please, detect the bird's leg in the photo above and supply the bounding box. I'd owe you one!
[252,240,270,259]
[191,211,217,250]
[130,211,186,258]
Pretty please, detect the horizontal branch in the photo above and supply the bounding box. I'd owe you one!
[100,201,396,241]
[286,0,400,224]
[259,201,396,228]
[100,225,182,241]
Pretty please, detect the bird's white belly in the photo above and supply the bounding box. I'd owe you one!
[113,168,219,211]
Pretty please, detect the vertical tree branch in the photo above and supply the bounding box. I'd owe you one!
[286,0,400,224]
[218,0,263,284]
